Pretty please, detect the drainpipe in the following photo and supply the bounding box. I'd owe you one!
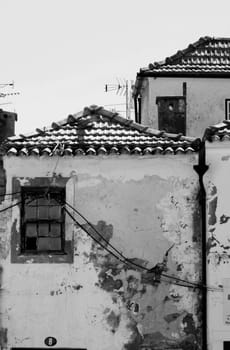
[138,96,142,124]
[194,141,209,350]
[134,95,138,123]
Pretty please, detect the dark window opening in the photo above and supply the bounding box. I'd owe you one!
[156,96,186,135]
[224,341,230,350]
[21,187,65,254]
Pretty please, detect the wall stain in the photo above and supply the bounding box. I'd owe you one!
[209,184,217,197]
[124,322,143,350]
[206,237,217,255]
[192,200,202,243]
[0,157,6,204]
[141,332,177,349]
[208,196,217,226]
[164,312,181,323]
[221,155,230,161]
[0,328,8,347]
[84,220,113,247]
[182,313,196,335]
[86,214,201,350]
[106,310,121,333]
[72,284,83,291]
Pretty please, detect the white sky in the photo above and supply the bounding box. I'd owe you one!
[1,0,230,134]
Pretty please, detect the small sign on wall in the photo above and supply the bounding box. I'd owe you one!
[44,337,57,347]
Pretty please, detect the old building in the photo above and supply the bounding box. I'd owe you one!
[133,36,230,138]
[0,105,203,349]
[203,122,230,350]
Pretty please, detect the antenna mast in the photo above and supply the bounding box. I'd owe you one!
[0,81,20,106]
[104,79,133,119]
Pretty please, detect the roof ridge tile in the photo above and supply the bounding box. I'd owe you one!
[4,105,201,155]
[140,36,230,77]
[203,120,230,141]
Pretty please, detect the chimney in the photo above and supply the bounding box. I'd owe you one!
[0,109,17,143]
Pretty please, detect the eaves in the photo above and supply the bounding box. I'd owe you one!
[138,71,230,79]
[133,71,230,97]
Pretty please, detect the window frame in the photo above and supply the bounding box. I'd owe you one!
[11,176,73,264]
[21,186,65,255]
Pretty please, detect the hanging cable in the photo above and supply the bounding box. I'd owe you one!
[0,190,221,292]
[64,206,128,265]
[0,200,24,213]
[0,191,21,198]
[0,194,50,214]
[63,200,149,271]
[63,200,205,289]
[63,202,222,292]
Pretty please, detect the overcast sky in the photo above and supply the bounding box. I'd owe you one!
[1,0,230,134]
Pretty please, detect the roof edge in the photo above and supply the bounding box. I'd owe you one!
[138,71,230,79]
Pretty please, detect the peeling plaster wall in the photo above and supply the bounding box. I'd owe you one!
[0,155,202,350]
[140,77,230,137]
[204,144,230,350]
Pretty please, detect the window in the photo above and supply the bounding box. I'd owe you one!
[156,96,186,135]
[225,99,230,120]
[11,177,73,263]
[224,341,230,350]
[21,187,65,254]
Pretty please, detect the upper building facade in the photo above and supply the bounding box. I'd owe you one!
[133,36,230,138]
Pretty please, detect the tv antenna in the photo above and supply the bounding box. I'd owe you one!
[104,79,133,119]
[0,81,20,106]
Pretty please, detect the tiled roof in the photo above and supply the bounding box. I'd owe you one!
[203,120,230,142]
[3,105,201,156]
[139,36,230,76]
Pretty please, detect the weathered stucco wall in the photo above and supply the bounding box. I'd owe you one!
[140,77,230,137]
[204,144,230,350]
[0,155,202,349]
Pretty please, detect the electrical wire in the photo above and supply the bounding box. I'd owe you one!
[0,194,44,214]
[0,200,24,213]
[63,206,200,290]
[63,202,222,292]
[0,190,222,292]
[63,200,203,288]
[63,200,149,271]
[64,206,130,265]
[64,200,222,291]
[0,191,21,198]
[0,192,54,215]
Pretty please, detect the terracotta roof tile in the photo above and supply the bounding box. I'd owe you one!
[203,120,230,141]
[3,105,201,156]
[139,37,230,76]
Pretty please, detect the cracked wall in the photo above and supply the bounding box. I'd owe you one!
[205,146,230,350]
[0,155,202,349]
